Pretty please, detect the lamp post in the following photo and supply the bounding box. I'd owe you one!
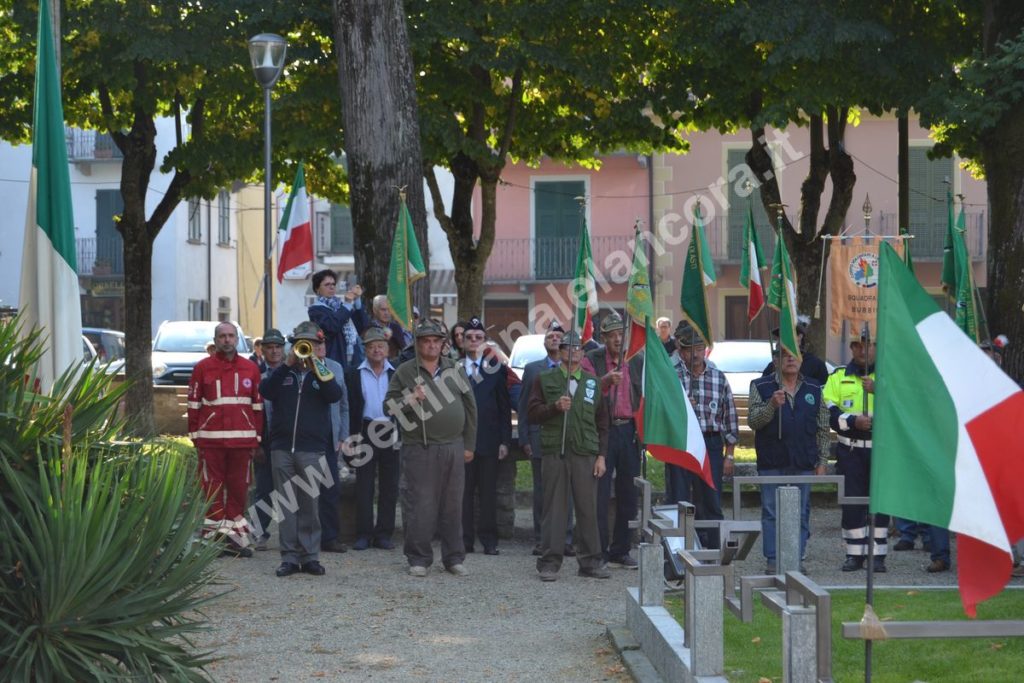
[862,194,872,232]
[248,33,287,331]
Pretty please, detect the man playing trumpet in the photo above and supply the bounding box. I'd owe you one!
[259,321,345,578]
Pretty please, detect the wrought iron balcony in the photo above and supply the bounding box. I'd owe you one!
[65,128,123,162]
[76,237,124,276]
[878,211,986,260]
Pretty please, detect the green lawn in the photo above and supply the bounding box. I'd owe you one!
[666,589,1024,682]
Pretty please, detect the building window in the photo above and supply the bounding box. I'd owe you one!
[725,147,774,262]
[217,191,230,245]
[187,198,202,243]
[909,147,954,258]
[217,296,231,322]
[94,189,125,275]
[188,299,209,321]
[534,179,585,279]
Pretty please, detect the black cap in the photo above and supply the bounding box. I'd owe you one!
[465,316,486,333]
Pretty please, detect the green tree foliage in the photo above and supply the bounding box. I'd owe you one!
[0,319,222,680]
[644,0,973,351]
[408,0,684,319]
[0,0,344,434]
[919,2,1024,380]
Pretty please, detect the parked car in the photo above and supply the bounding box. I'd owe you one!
[152,320,250,385]
[83,327,125,362]
[508,334,547,380]
[706,340,774,398]
[82,333,125,375]
[706,340,835,397]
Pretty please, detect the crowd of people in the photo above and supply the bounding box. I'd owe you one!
[185,268,1020,580]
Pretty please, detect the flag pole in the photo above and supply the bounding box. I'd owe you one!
[862,318,875,683]
[561,196,587,459]
[610,220,640,420]
[769,203,787,439]
[399,187,427,445]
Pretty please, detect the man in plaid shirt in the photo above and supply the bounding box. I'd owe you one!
[668,321,739,548]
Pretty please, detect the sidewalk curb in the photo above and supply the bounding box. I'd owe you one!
[606,624,664,683]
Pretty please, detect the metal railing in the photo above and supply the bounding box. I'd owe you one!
[65,128,123,162]
[878,211,986,260]
[76,237,124,276]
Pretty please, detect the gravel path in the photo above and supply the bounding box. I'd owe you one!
[197,501,963,682]
[197,509,633,683]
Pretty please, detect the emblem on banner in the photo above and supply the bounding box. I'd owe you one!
[849,252,879,288]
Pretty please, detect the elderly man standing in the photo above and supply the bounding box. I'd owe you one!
[582,313,643,569]
[528,330,610,581]
[188,321,263,556]
[670,321,739,549]
[519,321,574,557]
[259,322,344,578]
[251,327,286,550]
[749,347,829,574]
[386,319,477,577]
[370,294,412,360]
[345,327,399,551]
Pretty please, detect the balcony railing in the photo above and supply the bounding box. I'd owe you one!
[878,211,985,260]
[76,237,124,276]
[65,128,123,162]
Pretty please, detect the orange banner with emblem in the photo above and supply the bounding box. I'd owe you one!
[829,236,905,335]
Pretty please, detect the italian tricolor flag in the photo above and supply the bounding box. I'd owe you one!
[19,0,82,393]
[573,219,599,344]
[276,162,313,282]
[873,243,1024,617]
[739,204,766,322]
[635,319,712,487]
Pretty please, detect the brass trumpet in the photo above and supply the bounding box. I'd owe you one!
[293,339,314,359]
[291,339,334,382]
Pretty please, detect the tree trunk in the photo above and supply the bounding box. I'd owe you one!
[332,0,430,313]
[749,113,855,355]
[981,101,1024,382]
[116,113,160,436]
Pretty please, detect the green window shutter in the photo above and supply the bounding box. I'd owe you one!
[95,189,124,275]
[534,180,585,279]
[908,147,953,258]
[330,203,354,254]
[725,148,773,261]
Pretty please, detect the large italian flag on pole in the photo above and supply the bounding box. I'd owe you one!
[873,243,1024,617]
[19,1,82,393]
[276,162,313,282]
[573,218,599,344]
[635,318,712,487]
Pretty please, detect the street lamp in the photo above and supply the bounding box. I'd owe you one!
[862,194,872,232]
[248,33,287,332]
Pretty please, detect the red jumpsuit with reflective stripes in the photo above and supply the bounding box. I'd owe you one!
[187,352,263,538]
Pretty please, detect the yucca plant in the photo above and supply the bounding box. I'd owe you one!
[0,319,223,680]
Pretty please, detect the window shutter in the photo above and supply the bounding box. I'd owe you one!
[534,180,585,278]
[330,203,354,254]
[95,189,125,274]
[725,148,773,261]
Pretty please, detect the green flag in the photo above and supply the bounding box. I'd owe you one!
[573,219,599,343]
[18,1,82,392]
[625,227,654,359]
[766,233,801,361]
[680,220,713,346]
[386,196,426,330]
[953,205,979,342]
[696,205,716,285]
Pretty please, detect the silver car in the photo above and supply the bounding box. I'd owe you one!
[152,320,250,385]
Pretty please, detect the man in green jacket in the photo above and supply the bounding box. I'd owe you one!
[385,319,478,578]
[527,330,610,582]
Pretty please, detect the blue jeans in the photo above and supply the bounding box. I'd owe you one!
[896,518,929,545]
[926,526,951,563]
[759,468,812,562]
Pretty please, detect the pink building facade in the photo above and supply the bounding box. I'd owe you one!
[475,115,988,363]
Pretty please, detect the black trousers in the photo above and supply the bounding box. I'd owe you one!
[463,452,499,549]
[597,421,640,559]
[354,423,399,542]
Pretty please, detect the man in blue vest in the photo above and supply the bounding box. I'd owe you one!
[749,347,830,574]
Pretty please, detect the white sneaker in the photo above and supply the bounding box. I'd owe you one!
[408,565,427,577]
[447,563,468,576]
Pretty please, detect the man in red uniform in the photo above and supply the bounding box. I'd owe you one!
[187,321,263,556]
